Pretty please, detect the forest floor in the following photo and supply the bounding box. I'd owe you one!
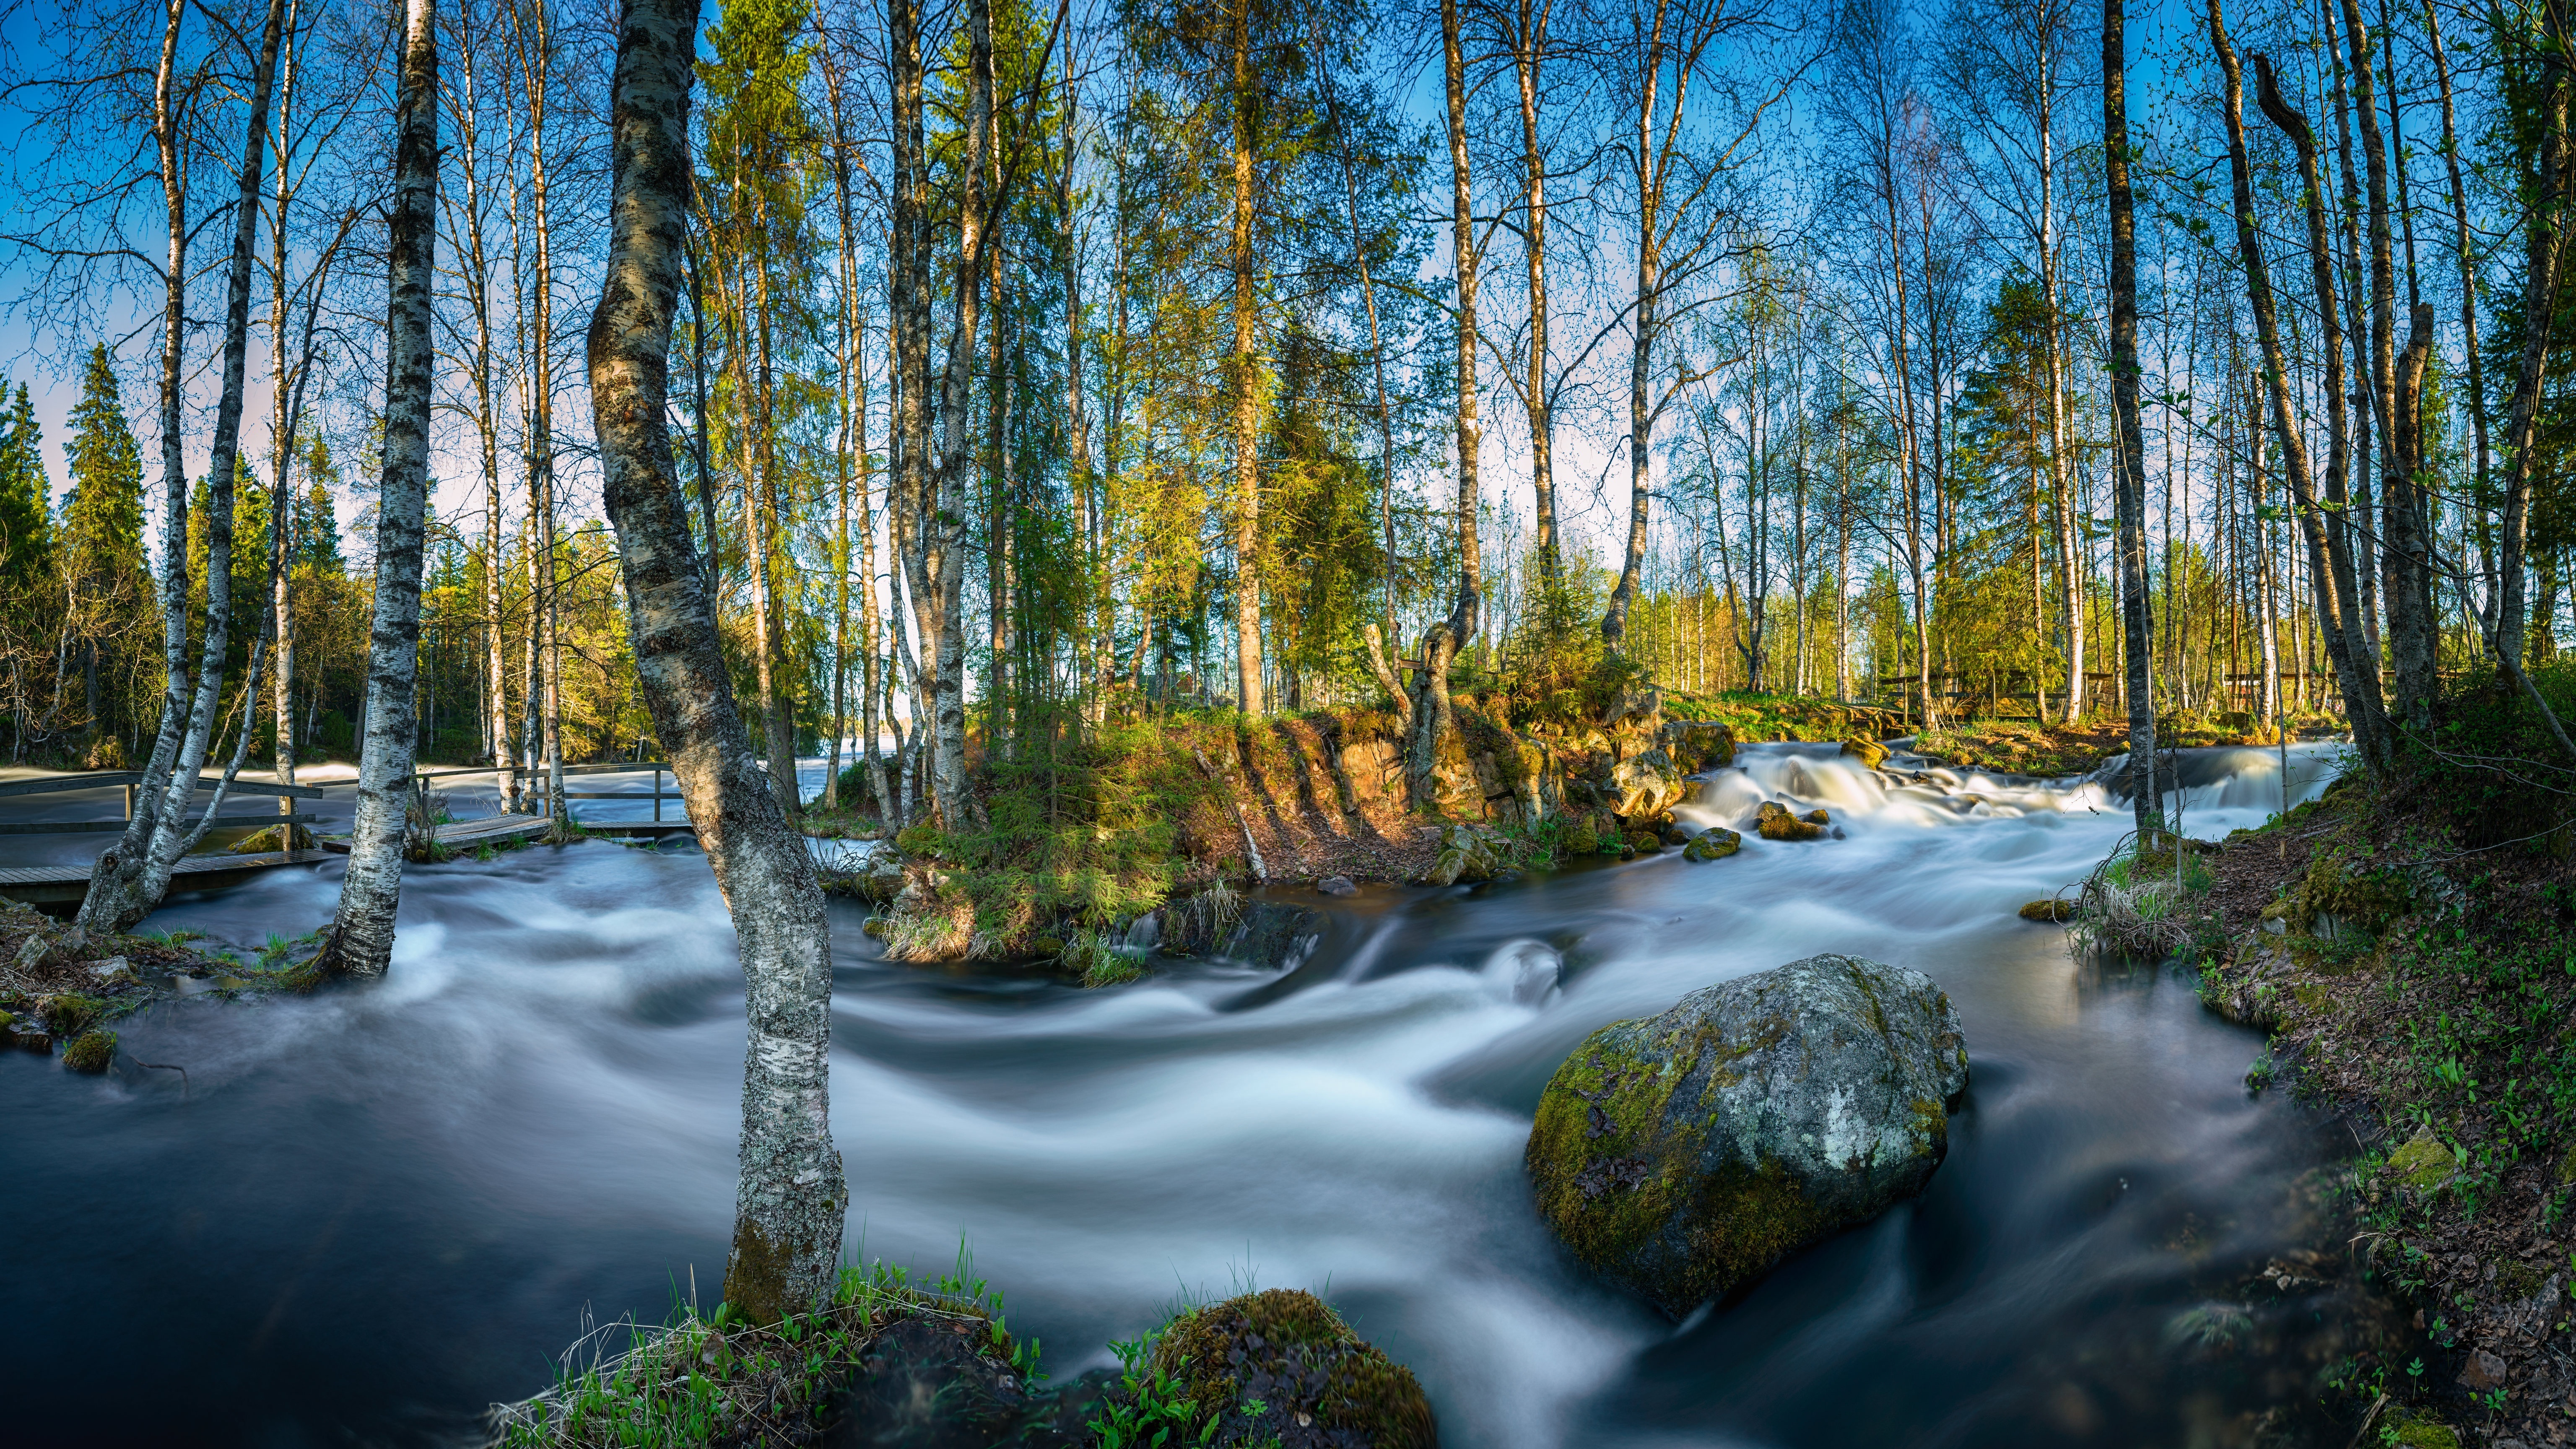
[2186,774,2576,1449]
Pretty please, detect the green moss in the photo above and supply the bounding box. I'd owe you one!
[1564,822,1601,856]
[2384,1408,2459,1449]
[1150,1289,1434,1449]
[2383,1131,2457,1195]
[1529,1011,1836,1313]
[62,1029,114,1073]
[40,993,103,1036]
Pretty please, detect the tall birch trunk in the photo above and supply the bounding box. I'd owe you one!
[80,0,288,935]
[317,0,437,979]
[590,0,842,1323]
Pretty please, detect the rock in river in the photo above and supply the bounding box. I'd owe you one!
[1526,953,1970,1317]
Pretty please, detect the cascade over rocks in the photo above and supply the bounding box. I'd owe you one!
[1527,954,1969,1317]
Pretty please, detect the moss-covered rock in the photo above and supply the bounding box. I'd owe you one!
[39,992,104,1036]
[1527,954,1968,1317]
[1608,748,1687,818]
[1838,738,1889,771]
[2017,898,2074,922]
[1148,1288,1436,1448]
[1682,828,1741,862]
[2383,1130,2457,1197]
[2381,1407,2459,1449]
[1418,823,1503,886]
[62,1029,115,1073]
[1754,801,1826,842]
[1563,821,1601,857]
[1659,721,1738,771]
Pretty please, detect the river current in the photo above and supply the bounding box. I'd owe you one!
[2,743,2358,1447]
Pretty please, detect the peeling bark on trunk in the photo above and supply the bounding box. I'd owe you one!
[317,0,438,980]
[589,0,842,1323]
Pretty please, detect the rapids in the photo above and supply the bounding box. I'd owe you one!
[1,743,2357,1447]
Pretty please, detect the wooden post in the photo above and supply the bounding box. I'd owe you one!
[654,763,664,822]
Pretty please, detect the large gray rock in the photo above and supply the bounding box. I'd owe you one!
[1526,954,1968,1317]
[1607,748,1686,818]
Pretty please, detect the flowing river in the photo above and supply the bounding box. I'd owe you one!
[2,743,2366,1447]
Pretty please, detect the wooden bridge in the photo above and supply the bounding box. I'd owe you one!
[0,761,701,908]
[0,770,328,908]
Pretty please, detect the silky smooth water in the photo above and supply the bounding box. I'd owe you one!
[0,744,2359,1447]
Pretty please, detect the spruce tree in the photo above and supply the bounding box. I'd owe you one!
[62,344,151,751]
[0,384,53,592]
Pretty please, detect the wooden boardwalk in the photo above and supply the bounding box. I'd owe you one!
[0,848,333,908]
[317,811,700,853]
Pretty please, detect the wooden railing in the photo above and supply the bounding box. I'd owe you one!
[0,771,322,836]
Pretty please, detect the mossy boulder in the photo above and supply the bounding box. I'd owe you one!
[1147,1288,1436,1448]
[1659,721,1738,771]
[1682,828,1742,862]
[1754,801,1827,842]
[62,1029,115,1073]
[1527,953,1969,1317]
[2383,1130,2457,1197]
[1563,821,1601,857]
[1839,738,1889,771]
[1419,823,1503,886]
[1608,748,1687,818]
[2017,898,2075,922]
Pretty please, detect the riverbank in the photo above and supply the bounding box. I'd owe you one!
[2186,745,2576,1448]
[0,896,313,1069]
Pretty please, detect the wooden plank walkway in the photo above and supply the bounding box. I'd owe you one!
[0,848,332,908]
[317,812,701,853]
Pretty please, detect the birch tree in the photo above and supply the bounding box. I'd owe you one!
[315,0,438,979]
[589,0,844,1324]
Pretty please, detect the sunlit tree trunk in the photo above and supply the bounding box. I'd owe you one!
[1226,0,1264,717]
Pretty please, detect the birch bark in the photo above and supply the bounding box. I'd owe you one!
[317,0,437,979]
[79,0,288,935]
[589,0,842,1323]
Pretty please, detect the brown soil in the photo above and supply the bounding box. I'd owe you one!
[2196,782,2576,1447]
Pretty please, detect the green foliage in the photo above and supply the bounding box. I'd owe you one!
[1088,1331,1219,1449]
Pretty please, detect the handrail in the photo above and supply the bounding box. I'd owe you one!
[0,771,326,800]
[0,813,318,836]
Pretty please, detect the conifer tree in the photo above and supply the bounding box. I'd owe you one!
[0,385,53,592]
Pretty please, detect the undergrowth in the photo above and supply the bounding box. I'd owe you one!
[488,1254,1036,1449]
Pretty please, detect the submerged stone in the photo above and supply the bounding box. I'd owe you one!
[2018,898,2075,922]
[1527,953,1969,1317]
